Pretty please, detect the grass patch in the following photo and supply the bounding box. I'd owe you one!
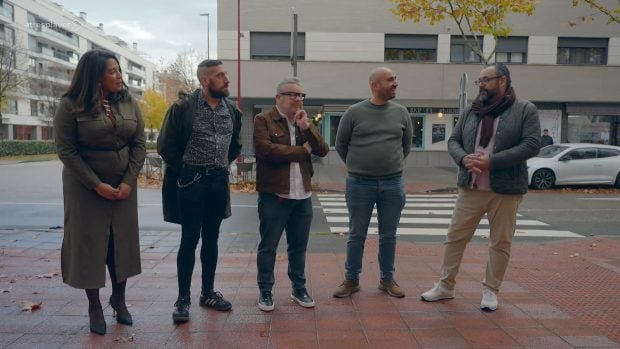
[0,153,58,162]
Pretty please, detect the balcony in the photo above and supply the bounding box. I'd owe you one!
[40,26,79,47]
[127,65,146,77]
[39,46,78,65]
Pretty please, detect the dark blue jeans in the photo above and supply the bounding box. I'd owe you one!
[257,192,313,292]
[176,167,228,298]
[344,175,406,281]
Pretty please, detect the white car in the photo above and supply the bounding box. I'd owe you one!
[527,143,620,189]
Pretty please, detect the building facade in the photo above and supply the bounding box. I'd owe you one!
[217,0,620,165]
[0,0,156,140]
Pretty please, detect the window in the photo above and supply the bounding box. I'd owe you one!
[0,2,14,21]
[557,37,607,65]
[250,32,305,60]
[30,100,39,116]
[565,148,597,160]
[495,37,527,64]
[450,36,483,63]
[598,148,620,158]
[384,34,437,62]
[329,114,342,147]
[2,99,18,114]
[411,115,424,148]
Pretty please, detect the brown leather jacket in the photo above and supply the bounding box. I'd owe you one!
[253,107,329,194]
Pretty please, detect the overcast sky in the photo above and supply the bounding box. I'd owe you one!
[56,0,217,67]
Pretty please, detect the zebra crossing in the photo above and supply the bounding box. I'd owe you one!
[317,193,583,238]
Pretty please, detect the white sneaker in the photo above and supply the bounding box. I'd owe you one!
[420,283,455,302]
[480,287,498,311]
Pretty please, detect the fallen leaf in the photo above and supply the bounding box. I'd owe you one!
[21,300,42,311]
[1,289,10,293]
[552,252,559,255]
[9,279,16,284]
[36,272,59,279]
[32,291,40,295]
[589,243,597,247]
[114,335,134,343]
[570,253,580,258]
[0,274,8,278]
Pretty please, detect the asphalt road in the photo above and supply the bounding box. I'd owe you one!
[1,161,619,244]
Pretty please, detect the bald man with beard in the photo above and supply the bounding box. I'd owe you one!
[332,67,413,299]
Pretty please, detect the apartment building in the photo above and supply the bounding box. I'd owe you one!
[217,0,620,165]
[0,0,156,140]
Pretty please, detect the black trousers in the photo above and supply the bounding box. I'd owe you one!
[176,167,228,298]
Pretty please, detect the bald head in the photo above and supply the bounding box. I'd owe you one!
[369,67,393,84]
[368,67,398,104]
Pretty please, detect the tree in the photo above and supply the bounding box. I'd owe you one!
[570,0,620,25]
[162,49,202,94]
[390,0,536,64]
[0,38,29,139]
[139,89,168,140]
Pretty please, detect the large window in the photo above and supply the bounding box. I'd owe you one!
[385,34,437,62]
[557,37,607,65]
[567,115,613,144]
[495,37,527,64]
[450,36,483,63]
[250,32,305,61]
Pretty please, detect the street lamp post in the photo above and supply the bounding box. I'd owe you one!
[199,13,210,59]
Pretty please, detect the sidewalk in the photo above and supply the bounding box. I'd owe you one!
[312,162,458,193]
[0,228,619,348]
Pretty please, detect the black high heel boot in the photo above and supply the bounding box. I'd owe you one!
[109,294,133,326]
[86,289,106,335]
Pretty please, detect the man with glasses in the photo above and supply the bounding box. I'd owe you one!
[333,67,413,299]
[421,63,540,311]
[253,77,328,311]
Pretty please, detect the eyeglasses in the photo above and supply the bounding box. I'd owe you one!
[279,92,306,100]
[474,76,501,86]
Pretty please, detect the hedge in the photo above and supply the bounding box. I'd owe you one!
[0,140,157,156]
[0,141,57,156]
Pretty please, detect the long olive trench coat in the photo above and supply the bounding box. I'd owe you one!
[54,96,146,289]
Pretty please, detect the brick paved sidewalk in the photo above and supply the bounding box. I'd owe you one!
[1,234,619,348]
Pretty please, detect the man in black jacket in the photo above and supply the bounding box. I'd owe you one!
[157,60,242,323]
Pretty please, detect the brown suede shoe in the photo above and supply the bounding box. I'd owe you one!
[379,279,405,298]
[332,279,360,298]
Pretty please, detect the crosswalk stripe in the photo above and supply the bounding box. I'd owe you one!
[327,227,582,238]
[317,194,583,238]
[325,216,546,225]
[322,208,523,217]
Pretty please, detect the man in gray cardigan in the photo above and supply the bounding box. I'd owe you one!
[333,67,413,299]
[421,63,541,311]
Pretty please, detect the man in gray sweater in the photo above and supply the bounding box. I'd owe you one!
[333,67,413,299]
[421,63,541,311]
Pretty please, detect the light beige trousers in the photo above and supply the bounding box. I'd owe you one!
[439,188,523,293]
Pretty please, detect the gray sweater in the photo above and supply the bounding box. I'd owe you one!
[335,99,413,178]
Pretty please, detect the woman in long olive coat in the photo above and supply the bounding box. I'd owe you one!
[54,50,146,335]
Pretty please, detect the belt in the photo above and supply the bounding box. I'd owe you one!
[182,164,229,176]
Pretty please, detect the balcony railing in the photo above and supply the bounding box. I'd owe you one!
[39,46,78,64]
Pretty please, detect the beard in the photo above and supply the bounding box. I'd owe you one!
[209,86,230,99]
[478,89,496,104]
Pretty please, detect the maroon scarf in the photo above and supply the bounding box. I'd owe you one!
[471,86,516,148]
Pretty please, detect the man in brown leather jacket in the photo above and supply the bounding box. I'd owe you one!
[253,77,329,312]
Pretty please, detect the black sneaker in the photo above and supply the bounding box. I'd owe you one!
[291,288,315,308]
[172,297,190,323]
[199,291,232,311]
[258,290,274,312]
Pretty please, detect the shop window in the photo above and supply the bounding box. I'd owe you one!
[411,115,424,148]
[385,34,437,62]
[250,32,305,61]
[567,115,612,144]
[557,37,607,65]
[495,37,527,64]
